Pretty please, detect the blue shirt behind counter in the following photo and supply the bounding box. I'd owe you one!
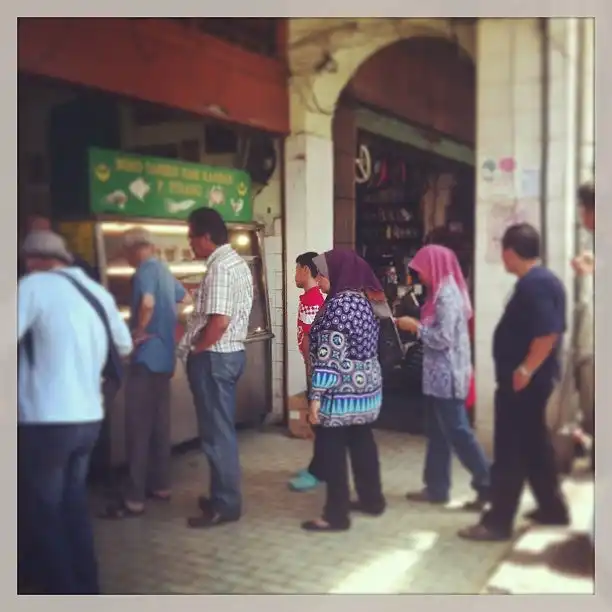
[493,265,567,387]
[130,257,186,375]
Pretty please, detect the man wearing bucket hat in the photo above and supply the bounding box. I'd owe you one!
[18,230,133,594]
[19,212,99,281]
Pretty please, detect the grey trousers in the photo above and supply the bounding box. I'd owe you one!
[124,364,172,504]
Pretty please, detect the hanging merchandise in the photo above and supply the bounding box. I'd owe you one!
[354,144,372,185]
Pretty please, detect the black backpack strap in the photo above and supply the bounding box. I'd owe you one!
[53,271,124,384]
[53,271,116,341]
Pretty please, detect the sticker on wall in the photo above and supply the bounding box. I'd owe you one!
[498,157,516,173]
[486,197,541,263]
[520,168,540,199]
[481,159,496,182]
[480,156,516,199]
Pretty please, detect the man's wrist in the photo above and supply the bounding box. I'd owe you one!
[518,364,532,378]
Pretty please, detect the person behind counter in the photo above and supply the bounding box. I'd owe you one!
[302,249,386,533]
[101,227,192,520]
[178,207,254,529]
[396,244,490,510]
[18,230,133,594]
[288,251,327,492]
[19,213,99,281]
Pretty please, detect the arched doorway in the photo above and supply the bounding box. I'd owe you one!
[283,20,477,421]
[331,36,477,433]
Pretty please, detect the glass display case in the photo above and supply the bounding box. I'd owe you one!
[59,217,274,468]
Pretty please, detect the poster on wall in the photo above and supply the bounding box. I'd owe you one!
[519,168,540,199]
[88,148,253,223]
[480,156,517,199]
[485,197,540,263]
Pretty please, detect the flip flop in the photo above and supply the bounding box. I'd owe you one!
[99,501,145,520]
[147,491,172,502]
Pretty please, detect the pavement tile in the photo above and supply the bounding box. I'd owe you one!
[91,428,578,594]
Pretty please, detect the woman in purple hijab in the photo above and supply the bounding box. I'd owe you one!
[301,249,386,532]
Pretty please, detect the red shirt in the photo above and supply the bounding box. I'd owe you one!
[297,286,325,358]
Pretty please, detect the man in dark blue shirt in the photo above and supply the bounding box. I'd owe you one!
[460,223,569,541]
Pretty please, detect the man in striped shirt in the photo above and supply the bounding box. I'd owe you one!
[178,207,253,528]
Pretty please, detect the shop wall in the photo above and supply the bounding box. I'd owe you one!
[122,111,285,419]
[18,78,286,419]
[345,38,475,146]
[474,18,582,453]
[284,19,476,399]
[18,18,289,135]
[331,38,475,251]
[332,104,357,249]
[18,80,75,227]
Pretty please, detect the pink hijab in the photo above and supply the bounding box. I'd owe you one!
[409,244,473,323]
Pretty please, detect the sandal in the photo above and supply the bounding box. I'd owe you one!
[147,491,172,502]
[301,518,350,532]
[99,500,145,520]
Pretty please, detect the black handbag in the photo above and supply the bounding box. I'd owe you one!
[369,299,405,372]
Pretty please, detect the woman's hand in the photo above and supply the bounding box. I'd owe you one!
[395,316,419,334]
[308,400,321,425]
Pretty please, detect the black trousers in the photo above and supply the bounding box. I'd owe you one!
[481,380,568,536]
[317,423,385,528]
[307,426,325,481]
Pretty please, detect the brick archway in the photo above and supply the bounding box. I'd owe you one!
[289,18,476,137]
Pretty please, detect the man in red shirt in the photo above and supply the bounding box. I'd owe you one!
[288,252,326,491]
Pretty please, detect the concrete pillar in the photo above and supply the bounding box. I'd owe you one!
[474,18,544,454]
[284,103,335,401]
[578,18,595,186]
[474,17,585,454]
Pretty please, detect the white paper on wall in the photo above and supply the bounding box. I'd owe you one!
[485,197,541,263]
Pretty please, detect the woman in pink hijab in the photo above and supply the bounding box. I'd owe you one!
[396,245,490,510]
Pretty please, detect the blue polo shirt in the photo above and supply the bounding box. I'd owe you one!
[130,258,186,374]
[493,266,566,387]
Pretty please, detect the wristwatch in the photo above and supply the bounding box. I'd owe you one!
[517,365,532,378]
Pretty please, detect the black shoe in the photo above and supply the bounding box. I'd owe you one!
[349,500,385,516]
[198,495,212,514]
[187,512,240,529]
[524,508,570,526]
[406,490,448,504]
[458,523,512,542]
[462,494,489,512]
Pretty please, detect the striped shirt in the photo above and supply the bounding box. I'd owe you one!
[178,243,253,356]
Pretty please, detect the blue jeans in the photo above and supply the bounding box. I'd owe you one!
[423,396,490,502]
[18,421,101,594]
[187,350,246,518]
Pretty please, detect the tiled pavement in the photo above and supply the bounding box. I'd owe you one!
[91,428,590,595]
[483,470,594,595]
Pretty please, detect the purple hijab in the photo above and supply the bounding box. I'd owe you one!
[313,249,384,300]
